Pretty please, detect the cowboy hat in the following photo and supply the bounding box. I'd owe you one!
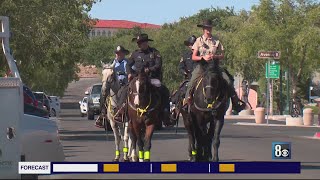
[184,35,197,46]
[197,19,213,28]
[114,45,130,55]
[132,33,153,43]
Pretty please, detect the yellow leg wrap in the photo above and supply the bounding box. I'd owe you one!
[116,150,120,156]
[139,151,144,159]
[144,151,150,160]
[192,150,197,155]
[123,147,128,153]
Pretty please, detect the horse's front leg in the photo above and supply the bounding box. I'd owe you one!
[110,119,121,162]
[130,125,138,162]
[182,112,196,162]
[212,118,224,162]
[122,122,130,162]
[132,121,144,162]
[143,123,155,162]
[206,120,215,161]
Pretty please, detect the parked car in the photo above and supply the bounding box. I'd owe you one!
[49,96,61,117]
[79,97,88,117]
[23,85,38,107]
[86,83,102,120]
[21,114,65,162]
[23,85,49,118]
[33,92,51,114]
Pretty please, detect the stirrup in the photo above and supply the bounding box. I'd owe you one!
[95,117,104,128]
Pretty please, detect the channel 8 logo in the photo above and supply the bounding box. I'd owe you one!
[272,142,291,159]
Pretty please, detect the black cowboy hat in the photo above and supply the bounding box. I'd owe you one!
[184,35,197,46]
[197,19,213,28]
[114,45,130,55]
[132,33,153,43]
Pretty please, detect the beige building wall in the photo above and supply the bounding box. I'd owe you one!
[89,28,120,38]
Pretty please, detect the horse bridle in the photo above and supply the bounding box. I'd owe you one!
[128,79,160,117]
[194,77,223,112]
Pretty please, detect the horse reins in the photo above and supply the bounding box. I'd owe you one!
[194,77,221,110]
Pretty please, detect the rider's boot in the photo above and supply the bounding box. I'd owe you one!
[230,87,246,113]
[160,86,175,127]
[95,95,106,128]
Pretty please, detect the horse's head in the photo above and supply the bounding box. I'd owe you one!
[131,67,151,106]
[202,63,224,106]
[101,61,116,83]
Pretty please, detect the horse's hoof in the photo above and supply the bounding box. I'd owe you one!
[212,158,219,162]
[123,159,130,162]
[189,156,196,162]
[144,159,150,162]
[112,158,120,162]
[131,157,138,162]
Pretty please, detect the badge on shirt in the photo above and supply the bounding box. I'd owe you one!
[150,53,154,59]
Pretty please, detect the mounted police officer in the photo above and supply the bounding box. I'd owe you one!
[127,33,173,126]
[184,19,246,113]
[179,35,197,80]
[96,45,129,127]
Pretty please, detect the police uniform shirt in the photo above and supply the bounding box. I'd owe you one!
[192,35,224,66]
[127,47,162,79]
[179,49,195,75]
[113,59,128,84]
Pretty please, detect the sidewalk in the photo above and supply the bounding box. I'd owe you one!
[224,115,290,121]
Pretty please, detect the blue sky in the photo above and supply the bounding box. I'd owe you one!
[90,0,261,25]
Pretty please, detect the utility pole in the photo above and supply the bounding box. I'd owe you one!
[270,79,274,116]
[279,70,283,115]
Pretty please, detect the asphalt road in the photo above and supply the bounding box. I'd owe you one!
[41,78,320,179]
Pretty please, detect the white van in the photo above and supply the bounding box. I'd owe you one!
[49,96,61,116]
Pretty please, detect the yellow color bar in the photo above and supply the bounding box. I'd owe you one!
[161,164,177,172]
[103,164,119,172]
[219,164,235,172]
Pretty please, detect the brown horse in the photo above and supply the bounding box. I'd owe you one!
[127,69,162,162]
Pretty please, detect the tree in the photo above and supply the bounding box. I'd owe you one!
[0,0,100,96]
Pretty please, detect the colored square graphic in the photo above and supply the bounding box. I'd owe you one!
[272,142,291,159]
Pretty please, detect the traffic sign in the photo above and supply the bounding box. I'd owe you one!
[258,51,281,59]
[266,62,280,79]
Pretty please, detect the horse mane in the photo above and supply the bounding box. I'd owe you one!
[205,61,220,76]
[101,61,116,83]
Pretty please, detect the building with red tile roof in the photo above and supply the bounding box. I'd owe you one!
[90,19,161,37]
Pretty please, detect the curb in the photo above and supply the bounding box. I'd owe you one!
[314,132,320,138]
[233,122,320,128]
[225,115,288,122]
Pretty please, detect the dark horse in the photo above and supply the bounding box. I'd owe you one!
[187,62,229,162]
[127,68,162,162]
[170,80,196,161]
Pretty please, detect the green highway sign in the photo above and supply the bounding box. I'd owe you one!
[266,62,280,79]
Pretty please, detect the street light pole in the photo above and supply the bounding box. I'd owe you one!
[266,59,271,125]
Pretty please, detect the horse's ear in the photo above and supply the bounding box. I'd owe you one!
[110,60,116,69]
[101,61,106,68]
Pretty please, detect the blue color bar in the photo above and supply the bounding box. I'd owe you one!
[210,162,301,173]
[120,162,150,173]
